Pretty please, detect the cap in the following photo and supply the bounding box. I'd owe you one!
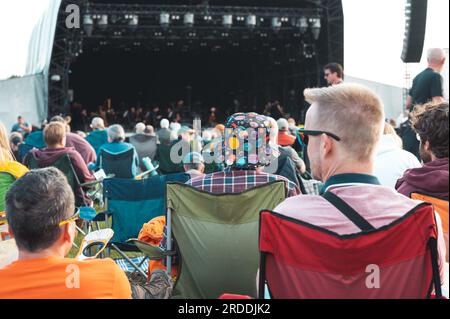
[277,118,289,131]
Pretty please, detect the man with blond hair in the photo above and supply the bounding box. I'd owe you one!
[273,83,446,285]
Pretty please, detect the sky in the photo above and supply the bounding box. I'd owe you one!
[0,0,52,80]
[0,0,449,88]
[343,0,449,88]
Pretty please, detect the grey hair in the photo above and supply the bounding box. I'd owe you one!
[108,124,125,142]
[91,117,105,129]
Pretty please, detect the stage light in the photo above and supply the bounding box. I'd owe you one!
[271,17,282,31]
[83,14,94,36]
[223,14,233,28]
[310,17,321,40]
[298,16,308,34]
[246,15,256,28]
[160,12,170,28]
[98,15,108,31]
[50,75,61,82]
[184,13,194,27]
[129,15,138,31]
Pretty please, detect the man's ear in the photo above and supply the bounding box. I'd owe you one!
[321,134,334,157]
[63,223,76,244]
[7,225,14,238]
[424,140,431,152]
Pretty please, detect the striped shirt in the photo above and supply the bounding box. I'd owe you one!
[186,169,300,198]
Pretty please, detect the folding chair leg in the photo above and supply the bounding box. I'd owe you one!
[166,208,172,276]
[130,256,149,277]
[111,243,148,279]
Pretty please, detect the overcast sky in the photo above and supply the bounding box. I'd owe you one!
[0,0,449,88]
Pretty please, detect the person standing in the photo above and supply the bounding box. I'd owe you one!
[406,48,446,113]
[323,63,344,86]
[403,48,446,159]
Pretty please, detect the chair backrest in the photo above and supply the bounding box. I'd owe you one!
[259,203,442,299]
[100,148,134,179]
[411,192,449,262]
[156,144,184,174]
[129,135,158,171]
[166,181,286,299]
[104,173,190,244]
[0,172,16,212]
[26,154,84,207]
[18,143,35,163]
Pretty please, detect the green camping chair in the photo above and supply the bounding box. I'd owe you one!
[165,181,287,299]
[156,144,184,174]
[0,171,16,213]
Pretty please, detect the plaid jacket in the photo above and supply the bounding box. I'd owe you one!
[186,169,300,198]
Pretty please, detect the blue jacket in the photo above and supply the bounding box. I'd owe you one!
[89,141,140,177]
[86,129,109,155]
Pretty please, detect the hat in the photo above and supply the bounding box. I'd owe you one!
[223,112,272,169]
[183,152,205,165]
[178,126,195,135]
[277,118,289,131]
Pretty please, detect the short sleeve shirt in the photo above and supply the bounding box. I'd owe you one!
[409,68,443,111]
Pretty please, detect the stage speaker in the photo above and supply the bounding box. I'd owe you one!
[401,0,428,63]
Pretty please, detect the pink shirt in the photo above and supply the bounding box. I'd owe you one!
[274,183,447,284]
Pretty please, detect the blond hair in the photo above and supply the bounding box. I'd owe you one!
[0,122,14,163]
[44,122,66,146]
[304,83,385,161]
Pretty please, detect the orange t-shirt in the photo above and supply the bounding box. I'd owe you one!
[277,132,296,147]
[0,257,131,299]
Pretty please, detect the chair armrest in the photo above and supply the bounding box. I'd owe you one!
[126,239,176,259]
[92,211,111,222]
[80,180,102,188]
[135,164,159,180]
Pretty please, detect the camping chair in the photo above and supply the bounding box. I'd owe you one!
[0,171,16,213]
[156,144,184,174]
[93,173,190,278]
[0,171,16,240]
[99,148,136,179]
[411,192,449,263]
[17,143,35,163]
[165,181,286,299]
[258,199,443,299]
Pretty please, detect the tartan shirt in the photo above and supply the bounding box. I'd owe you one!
[186,169,300,198]
[160,168,300,252]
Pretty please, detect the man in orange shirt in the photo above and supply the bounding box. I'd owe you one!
[276,118,296,147]
[0,167,131,299]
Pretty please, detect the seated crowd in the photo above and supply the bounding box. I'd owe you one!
[0,83,448,299]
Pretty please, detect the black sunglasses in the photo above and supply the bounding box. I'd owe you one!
[297,129,341,146]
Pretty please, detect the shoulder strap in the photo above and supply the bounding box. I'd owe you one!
[322,191,375,232]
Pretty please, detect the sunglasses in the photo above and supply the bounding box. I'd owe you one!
[297,129,341,146]
[59,209,80,227]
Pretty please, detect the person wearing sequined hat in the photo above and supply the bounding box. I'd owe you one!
[186,112,300,197]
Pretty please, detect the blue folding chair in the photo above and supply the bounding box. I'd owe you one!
[93,172,190,278]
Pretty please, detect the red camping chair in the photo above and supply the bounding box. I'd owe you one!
[258,194,442,299]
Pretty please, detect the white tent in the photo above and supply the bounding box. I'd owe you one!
[0,0,61,130]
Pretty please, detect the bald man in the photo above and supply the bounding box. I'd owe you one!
[406,48,446,113]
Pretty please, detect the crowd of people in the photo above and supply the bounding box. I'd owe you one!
[0,48,448,299]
